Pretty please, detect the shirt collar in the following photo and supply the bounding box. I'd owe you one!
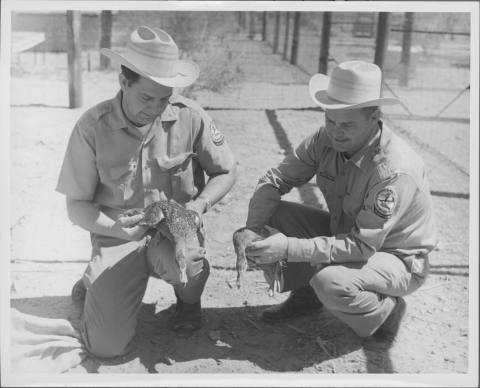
[107,91,178,130]
[107,91,129,130]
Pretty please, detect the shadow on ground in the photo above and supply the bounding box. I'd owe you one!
[10,296,399,374]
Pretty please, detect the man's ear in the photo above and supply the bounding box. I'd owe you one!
[371,108,381,123]
[119,73,128,91]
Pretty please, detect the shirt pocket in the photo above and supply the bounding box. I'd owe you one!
[157,152,197,202]
[98,163,137,206]
[342,193,363,220]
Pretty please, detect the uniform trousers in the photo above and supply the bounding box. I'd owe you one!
[268,201,429,337]
[79,230,209,358]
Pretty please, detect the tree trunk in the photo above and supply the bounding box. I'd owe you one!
[374,12,390,96]
[100,10,113,70]
[66,11,83,108]
[248,12,256,40]
[273,12,281,54]
[262,12,267,41]
[283,12,290,60]
[318,12,332,75]
[290,12,301,65]
[399,12,414,86]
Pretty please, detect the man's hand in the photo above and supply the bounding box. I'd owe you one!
[185,200,206,229]
[247,226,288,265]
[113,214,149,241]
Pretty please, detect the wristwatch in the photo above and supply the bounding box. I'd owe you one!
[200,197,212,213]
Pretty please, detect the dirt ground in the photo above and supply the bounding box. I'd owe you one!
[8,31,475,384]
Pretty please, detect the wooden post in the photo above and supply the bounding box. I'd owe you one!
[399,12,414,86]
[374,12,390,96]
[290,11,301,65]
[100,10,113,70]
[262,12,267,41]
[283,12,290,60]
[248,12,256,40]
[318,12,332,75]
[273,12,281,53]
[67,10,83,108]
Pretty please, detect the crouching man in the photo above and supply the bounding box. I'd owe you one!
[246,61,436,351]
[56,26,237,358]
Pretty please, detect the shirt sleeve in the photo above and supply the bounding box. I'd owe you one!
[192,111,235,176]
[55,122,98,201]
[246,130,321,228]
[287,173,418,264]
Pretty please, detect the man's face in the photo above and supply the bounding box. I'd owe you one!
[324,108,379,159]
[119,74,173,127]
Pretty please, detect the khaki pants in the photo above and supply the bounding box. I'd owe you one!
[79,230,209,358]
[268,201,429,338]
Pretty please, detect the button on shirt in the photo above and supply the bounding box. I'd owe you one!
[56,91,235,219]
[247,121,436,273]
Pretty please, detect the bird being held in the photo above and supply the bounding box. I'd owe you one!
[120,199,206,286]
[233,226,284,296]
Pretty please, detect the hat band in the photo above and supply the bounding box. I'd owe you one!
[127,41,177,61]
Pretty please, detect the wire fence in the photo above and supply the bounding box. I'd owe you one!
[256,11,470,122]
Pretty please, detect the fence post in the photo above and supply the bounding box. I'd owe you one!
[100,10,113,70]
[399,12,414,87]
[318,12,332,75]
[374,12,390,96]
[262,12,267,41]
[248,12,256,40]
[283,12,290,60]
[290,11,301,65]
[273,12,280,53]
[66,10,83,109]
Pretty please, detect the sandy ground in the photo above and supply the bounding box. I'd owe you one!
[7,31,476,385]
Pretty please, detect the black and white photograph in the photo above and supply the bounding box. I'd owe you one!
[1,1,478,387]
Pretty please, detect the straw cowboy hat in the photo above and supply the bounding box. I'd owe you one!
[101,26,199,88]
[309,61,401,110]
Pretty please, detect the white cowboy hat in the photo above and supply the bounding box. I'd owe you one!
[101,26,199,88]
[309,61,401,110]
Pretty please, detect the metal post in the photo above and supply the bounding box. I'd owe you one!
[290,11,301,65]
[100,10,113,70]
[399,12,414,87]
[262,12,267,41]
[273,12,281,54]
[283,12,290,60]
[67,10,83,108]
[374,12,390,96]
[318,12,332,75]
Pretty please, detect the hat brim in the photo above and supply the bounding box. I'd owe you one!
[101,48,199,88]
[309,73,401,110]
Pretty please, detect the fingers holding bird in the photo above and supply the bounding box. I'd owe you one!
[247,227,288,265]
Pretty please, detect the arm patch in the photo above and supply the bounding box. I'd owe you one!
[374,188,397,219]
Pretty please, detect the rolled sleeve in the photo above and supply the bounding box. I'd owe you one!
[56,123,98,201]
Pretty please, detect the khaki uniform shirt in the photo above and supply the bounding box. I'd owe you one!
[247,121,436,275]
[57,91,235,220]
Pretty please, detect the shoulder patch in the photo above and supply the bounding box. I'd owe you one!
[210,122,225,146]
[374,188,397,219]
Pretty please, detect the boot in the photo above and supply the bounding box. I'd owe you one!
[172,291,202,336]
[363,297,408,351]
[261,285,323,323]
[71,278,87,311]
